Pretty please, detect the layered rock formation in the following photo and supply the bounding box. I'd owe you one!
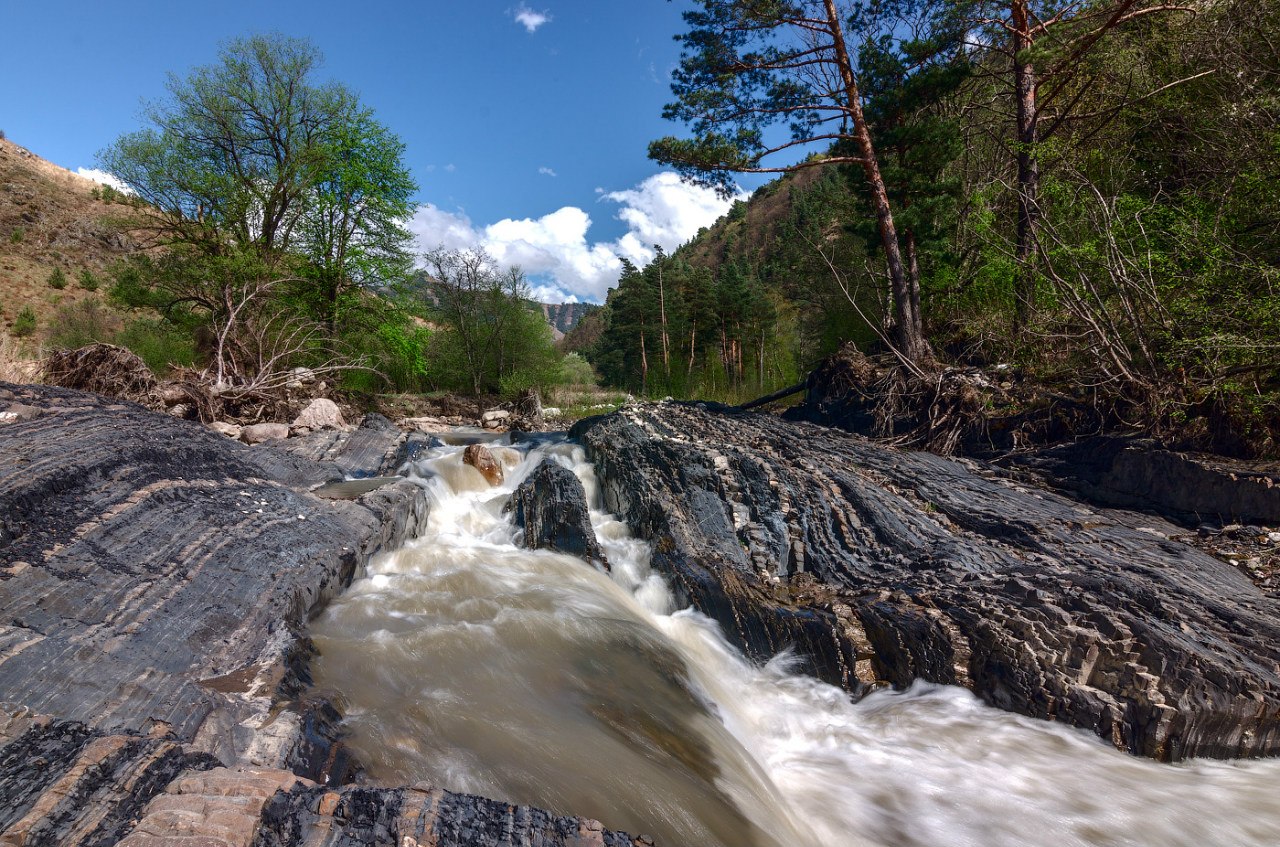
[573,402,1280,761]
[0,383,631,846]
[509,457,608,568]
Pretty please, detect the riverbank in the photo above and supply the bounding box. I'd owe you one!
[3,382,1279,844]
[0,382,637,847]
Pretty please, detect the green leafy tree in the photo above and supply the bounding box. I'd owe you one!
[98,34,417,389]
[47,267,67,290]
[650,0,931,363]
[422,248,559,396]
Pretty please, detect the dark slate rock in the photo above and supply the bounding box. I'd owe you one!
[0,712,219,846]
[1006,436,1280,526]
[0,383,427,772]
[268,412,406,479]
[575,402,1280,761]
[254,783,646,847]
[508,457,607,568]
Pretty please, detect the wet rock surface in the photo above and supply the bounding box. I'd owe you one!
[574,402,1280,761]
[509,457,608,569]
[254,783,649,847]
[0,383,628,846]
[462,443,505,486]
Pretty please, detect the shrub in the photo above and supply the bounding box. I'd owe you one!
[558,352,597,386]
[13,306,37,338]
[114,317,198,375]
[47,267,67,290]
[10,228,23,244]
[47,299,121,349]
[78,269,100,291]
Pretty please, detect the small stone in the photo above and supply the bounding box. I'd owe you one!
[480,409,511,424]
[241,422,290,444]
[156,384,187,405]
[1,403,42,423]
[209,421,242,439]
[1268,532,1280,543]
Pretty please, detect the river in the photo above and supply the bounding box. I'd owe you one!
[310,436,1280,847]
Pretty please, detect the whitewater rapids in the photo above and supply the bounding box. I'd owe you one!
[311,437,1280,847]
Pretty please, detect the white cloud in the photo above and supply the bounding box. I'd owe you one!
[408,171,743,303]
[444,163,456,173]
[538,166,557,177]
[513,3,550,33]
[77,167,133,194]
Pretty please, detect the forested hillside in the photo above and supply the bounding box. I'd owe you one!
[587,0,1280,457]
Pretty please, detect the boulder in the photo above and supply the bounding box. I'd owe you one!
[575,402,1280,761]
[242,422,290,444]
[463,443,504,486]
[273,412,405,479]
[508,457,607,568]
[291,397,345,433]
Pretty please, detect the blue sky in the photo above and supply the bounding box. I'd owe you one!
[1,1,763,302]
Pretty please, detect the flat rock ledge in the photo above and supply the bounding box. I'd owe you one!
[0,383,633,846]
[573,402,1280,761]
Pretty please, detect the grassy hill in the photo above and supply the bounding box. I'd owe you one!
[0,137,138,337]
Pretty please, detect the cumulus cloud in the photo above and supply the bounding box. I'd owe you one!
[408,171,744,302]
[513,3,550,33]
[538,166,557,177]
[605,172,746,267]
[77,168,133,194]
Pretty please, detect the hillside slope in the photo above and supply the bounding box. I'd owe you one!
[0,138,137,334]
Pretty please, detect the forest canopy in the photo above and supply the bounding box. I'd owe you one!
[583,0,1280,456]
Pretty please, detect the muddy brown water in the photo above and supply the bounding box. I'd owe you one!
[311,440,1280,847]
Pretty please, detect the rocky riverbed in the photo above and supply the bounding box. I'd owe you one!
[3,383,1279,845]
[572,402,1280,761]
[0,383,637,847]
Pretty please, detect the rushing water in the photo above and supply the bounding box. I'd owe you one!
[311,437,1280,847]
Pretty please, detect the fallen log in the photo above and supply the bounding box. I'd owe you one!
[736,381,806,411]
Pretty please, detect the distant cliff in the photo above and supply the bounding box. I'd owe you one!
[540,301,597,340]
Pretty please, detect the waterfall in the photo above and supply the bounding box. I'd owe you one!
[311,436,1280,847]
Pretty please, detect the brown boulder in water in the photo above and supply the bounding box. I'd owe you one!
[463,443,504,486]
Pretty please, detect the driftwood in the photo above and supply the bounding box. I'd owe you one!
[736,381,806,411]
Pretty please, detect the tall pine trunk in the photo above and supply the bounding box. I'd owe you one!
[824,0,930,364]
[1012,0,1040,326]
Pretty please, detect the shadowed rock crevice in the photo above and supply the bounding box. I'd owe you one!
[574,402,1280,761]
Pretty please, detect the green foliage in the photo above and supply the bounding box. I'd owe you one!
[97,34,417,389]
[10,228,23,244]
[12,306,36,338]
[114,317,198,374]
[419,249,564,396]
[77,269,99,291]
[47,299,120,349]
[558,352,597,386]
[47,267,67,290]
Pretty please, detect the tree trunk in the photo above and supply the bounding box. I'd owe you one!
[639,329,649,395]
[823,0,930,364]
[658,263,671,383]
[688,320,697,380]
[1012,0,1041,327]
